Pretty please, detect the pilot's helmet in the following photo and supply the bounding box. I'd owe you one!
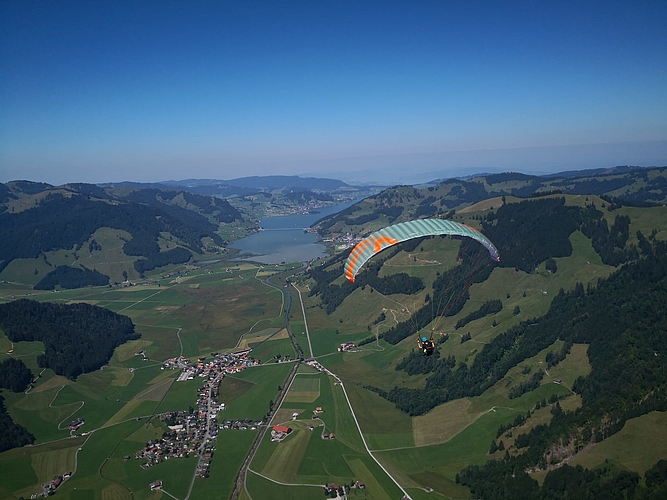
[421,337,427,342]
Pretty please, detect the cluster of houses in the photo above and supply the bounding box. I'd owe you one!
[196,447,215,478]
[134,349,149,361]
[134,427,199,467]
[304,358,334,377]
[220,418,262,431]
[338,341,355,352]
[68,418,84,432]
[35,472,72,497]
[167,350,259,382]
[136,350,260,479]
[324,481,365,497]
[320,232,364,251]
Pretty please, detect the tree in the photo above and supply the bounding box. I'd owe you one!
[514,305,521,315]
[489,440,498,454]
[546,258,557,274]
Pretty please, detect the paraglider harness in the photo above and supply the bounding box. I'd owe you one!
[417,332,435,356]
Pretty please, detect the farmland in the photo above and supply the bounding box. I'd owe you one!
[1,177,667,499]
[0,259,297,499]
[248,371,404,499]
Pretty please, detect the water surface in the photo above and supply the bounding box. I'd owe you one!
[231,200,358,264]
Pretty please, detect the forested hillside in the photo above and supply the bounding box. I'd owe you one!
[0,181,245,284]
[308,197,624,346]
[0,299,138,379]
[0,359,35,452]
[314,166,667,239]
[305,186,667,498]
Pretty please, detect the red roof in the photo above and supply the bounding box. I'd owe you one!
[273,425,291,433]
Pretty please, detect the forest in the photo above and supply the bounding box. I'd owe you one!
[0,359,34,453]
[0,299,138,379]
[455,299,503,329]
[458,460,667,500]
[0,358,33,393]
[382,237,666,418]
[0,191,226,273]
[34,265,110,290]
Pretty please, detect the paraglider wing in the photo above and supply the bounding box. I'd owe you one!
[344,219,500,282]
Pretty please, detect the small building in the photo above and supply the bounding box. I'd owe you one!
[325,483,340,493]
[149,480,163,490]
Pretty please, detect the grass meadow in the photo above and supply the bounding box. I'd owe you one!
[567,411,667,475]
[249,372,403,499]
[0,436,86,500]
[190,431,256,499]
[1,202,666,499]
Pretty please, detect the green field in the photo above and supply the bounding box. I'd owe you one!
[224,363,293,420]
[249,372,403,499]
[191,431,256,499]
[567,411,667,475]
[0,436,86,500]
[2,195,667,499]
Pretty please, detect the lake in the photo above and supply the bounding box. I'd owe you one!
[230,200,358,264]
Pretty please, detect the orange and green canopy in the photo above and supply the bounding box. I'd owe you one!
[344,218,500,282]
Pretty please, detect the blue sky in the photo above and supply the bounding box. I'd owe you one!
[1,0,666,185]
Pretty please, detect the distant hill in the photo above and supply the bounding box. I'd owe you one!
[0,182,244,285]
[314,166,667,237]
[105,175,352,198]
[223,175,349,191]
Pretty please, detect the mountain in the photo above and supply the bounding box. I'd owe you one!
[314,166,667,238]
[0,182,244,286]
[223,175,349,191]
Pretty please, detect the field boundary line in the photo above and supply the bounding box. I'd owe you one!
[49,385,86,431]
[227,272,288,352]
[247,468,324,488]
[291,283,313,358]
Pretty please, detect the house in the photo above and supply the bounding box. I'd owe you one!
[325,483,340,493]
[314,407,323,413]
[338,341,356,352]
[149,480,163,490]
[271,425,292,441]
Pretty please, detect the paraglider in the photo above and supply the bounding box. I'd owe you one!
[344,218,500,283]
[417,335,435,356]
[344,218,500,356]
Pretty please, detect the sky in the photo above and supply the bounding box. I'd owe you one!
[1,0,666,185]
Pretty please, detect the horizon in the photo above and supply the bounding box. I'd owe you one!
[0,154,667,188]
[2,1,667,185]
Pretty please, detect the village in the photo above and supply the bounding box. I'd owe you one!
[136,349,260,482]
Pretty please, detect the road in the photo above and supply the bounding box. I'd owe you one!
[185,369,225,500]
[290,280,411,498]
[230,271,303,500]
[291,283,313,358]
[233,273,412,500]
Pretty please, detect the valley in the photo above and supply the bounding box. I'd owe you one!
[1,168,667,499]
